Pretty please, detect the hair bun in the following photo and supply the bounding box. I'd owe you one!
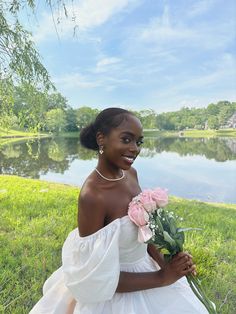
[80,123,98,150]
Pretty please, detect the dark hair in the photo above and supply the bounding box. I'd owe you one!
[80,108,135,150]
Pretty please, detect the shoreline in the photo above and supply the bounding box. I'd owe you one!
[0,175,235,205]
[1,174,235,206]
[1,128,236,140]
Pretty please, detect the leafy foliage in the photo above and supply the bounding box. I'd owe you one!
[76,106,99,130]
[45,108,67,133]
[155,101,236,131]
[0,2,52,87]
[10,83,72,132]
[0,0,76,128]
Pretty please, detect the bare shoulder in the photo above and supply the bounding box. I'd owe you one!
[78,179,106,237]
[128,166,139,181]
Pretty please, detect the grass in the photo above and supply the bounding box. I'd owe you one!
[143,130,179,137]
[143,128,236,138]
[0,128,50,148]
[182,128,236,138]
[0,175,235,313]
[0,175,79,313]
[0,127,48,138]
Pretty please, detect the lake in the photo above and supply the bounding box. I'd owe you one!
[0,136,236,203]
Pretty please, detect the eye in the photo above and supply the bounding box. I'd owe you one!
[136,140,144,147]
[121,137,131,144]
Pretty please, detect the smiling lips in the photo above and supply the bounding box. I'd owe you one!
[122,155,135,164]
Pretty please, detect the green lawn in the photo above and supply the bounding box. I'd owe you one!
[0,127,45,138]
[0,175,235,313]
[143,128,236,138]
[182,128,236,138]
[0,128,50,148]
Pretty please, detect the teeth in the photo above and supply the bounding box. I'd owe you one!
[124,157,134,162]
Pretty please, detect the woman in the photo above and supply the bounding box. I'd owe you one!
[30,108,208,313]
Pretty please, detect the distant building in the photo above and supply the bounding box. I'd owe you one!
[225,112,236,128]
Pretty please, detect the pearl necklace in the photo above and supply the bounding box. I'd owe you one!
[95,168,125,181]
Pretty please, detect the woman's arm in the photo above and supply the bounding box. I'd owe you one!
[147,243,166,268]
[116,252,195,292]
[66,299,76,314]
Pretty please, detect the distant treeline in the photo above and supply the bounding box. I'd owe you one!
[1,83,235,132]
[133,101,236,131]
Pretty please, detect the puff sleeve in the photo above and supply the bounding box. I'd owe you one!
[62,219,121,304]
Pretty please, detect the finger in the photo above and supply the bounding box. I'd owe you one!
[182,265,196,275]
[191,265,197,276]
[192,269,197,276]
[173,252,188,261]
[184,251,193,259]
[178,255,191,266]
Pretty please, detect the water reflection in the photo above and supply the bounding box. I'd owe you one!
[141,137,236,162]
[0,136,235,202]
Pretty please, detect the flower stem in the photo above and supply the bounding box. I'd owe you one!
[186,274,217,314]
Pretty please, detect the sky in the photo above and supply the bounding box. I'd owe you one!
[23,0,236,113]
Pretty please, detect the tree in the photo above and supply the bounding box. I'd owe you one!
[1,0,77,86]
[13,83,48,130]
[45,108,67,133]
[76,107,99,130]
[218,103,235,126]
[0,0,76,127]
[0,79,14,128]
[0,4,53,88]
[156,113,175,130]
[138,109,157,129]
[65,108,79,132]
[207,116,220,129]
[206,103,219,116]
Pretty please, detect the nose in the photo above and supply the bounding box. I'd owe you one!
[129,141,140,154]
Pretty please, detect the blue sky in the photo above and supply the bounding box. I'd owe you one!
[24,0,236,112]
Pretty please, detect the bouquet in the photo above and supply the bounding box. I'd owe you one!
[128,188,217,314]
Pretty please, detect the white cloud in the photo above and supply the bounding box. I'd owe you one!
[33,0,138,43]
[54,72,101,89]
[95,57,121,73]
[140,5,194,43]
[136,4,234,51]
[97,57,121,68]
[53,67,130,92]
[178,53,236,90]
[187,0,215,18]
[29,0,235,111]
[77,0,135,30]
[147,53,236,110]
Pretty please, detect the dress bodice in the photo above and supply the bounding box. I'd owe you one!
[116,216,147,264]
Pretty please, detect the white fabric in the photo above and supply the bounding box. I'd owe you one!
[62,219,120,304]
[30,216,208,314]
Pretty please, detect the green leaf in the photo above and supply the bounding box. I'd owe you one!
[163,231,176,247]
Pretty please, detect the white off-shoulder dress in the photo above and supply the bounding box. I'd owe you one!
[30,215,208,313]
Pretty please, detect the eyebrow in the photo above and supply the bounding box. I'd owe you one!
[120,131,144,139]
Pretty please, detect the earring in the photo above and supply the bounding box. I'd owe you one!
[99,146,104,155]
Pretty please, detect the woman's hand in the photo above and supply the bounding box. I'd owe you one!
[158,252,196,286]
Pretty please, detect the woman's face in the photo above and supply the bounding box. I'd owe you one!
[101,114,143,170]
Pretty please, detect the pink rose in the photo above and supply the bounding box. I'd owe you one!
[139,190,157,213]
[138,225,153,243]
[128,202,149,227]
[151,188,168,208]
